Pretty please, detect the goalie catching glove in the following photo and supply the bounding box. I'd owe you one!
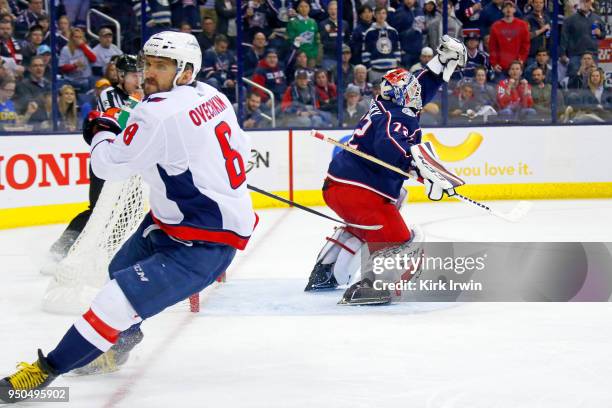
[410,142,465,201]
[426,35,467,82]
[83,110,122,145]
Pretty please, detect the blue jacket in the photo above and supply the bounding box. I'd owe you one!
[389,4,423,34]
[349,18,371,65]
[463,49,491,78]
[400,28,424,67]
[362,23,401,71]
[455,0,482,29]
[327,68,444,199]
[201,49,237,85]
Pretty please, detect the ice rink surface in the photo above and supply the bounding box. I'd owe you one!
[1,199,612,407]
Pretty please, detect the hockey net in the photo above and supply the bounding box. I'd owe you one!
[41,172,222,315]
[42,176,148,314]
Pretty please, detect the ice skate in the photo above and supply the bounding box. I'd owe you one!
[0,349,58,404]
[338,278,391,305]
[71,327,144,376]
[304,261,338,291]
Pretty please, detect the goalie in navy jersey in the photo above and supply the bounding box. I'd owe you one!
[1,31,256,403]
[305,35,468,305]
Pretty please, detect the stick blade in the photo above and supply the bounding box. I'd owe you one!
[495,200,533,223]
[346,222,383,230]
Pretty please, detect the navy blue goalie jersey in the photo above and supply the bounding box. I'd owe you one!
[327,68,444,200]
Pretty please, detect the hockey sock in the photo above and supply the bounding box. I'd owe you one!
[46,326,105,375]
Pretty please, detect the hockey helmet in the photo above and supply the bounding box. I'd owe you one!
[142,31,202,87]
[380,68,422,111]
[115,54,138,73]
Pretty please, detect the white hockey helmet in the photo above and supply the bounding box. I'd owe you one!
[380,68,422,111]
[142,31,202,87]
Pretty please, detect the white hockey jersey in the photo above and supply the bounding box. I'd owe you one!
[90,82,257,250]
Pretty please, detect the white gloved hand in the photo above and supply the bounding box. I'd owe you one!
[410,142,464,201]
[426,35,467,82]
[423,178,455,201]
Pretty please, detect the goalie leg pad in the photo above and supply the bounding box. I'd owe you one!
[340,226,425,305]
[315,227,360,265]
[332,235,364,286]
[306,227,364,290]
[367,225,425,285]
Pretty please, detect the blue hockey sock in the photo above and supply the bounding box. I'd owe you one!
[46,326,104,375]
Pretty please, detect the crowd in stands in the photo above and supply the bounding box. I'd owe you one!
[0,0,611,132]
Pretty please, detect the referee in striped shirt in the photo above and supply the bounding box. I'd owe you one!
[97,54,140,112]
[47,54,142,261]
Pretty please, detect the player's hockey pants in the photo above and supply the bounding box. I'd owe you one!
[108,213,236,319]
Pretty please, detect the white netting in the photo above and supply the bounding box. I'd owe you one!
[42,176,147,315]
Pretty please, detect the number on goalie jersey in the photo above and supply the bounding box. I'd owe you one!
[90,81,256,248]
[327,68,444,201]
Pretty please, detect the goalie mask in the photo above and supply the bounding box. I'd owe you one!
[141,31,202,88]
[380,68,422,111]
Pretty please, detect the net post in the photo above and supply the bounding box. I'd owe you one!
[189,294,200,313]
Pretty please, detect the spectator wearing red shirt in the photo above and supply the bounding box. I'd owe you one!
[488,0,530,75]
[314,69,338,114]
[496,60,536,120]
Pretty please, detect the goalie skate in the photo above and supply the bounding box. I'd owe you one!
[304,261,338,291]
[338,278,391,305]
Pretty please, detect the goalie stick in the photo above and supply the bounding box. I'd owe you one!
[311,130,532,223]
[247,184,382,230]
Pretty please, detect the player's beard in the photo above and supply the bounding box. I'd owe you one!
[143,79,159,97]
[143,78,172,96]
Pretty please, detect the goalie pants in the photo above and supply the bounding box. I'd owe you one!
[323,178,411,246]
[108,213,236,319]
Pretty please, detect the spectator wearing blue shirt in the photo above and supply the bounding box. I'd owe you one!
[400,15,425,68]
[524,0,551,63]
[234,92,270,128]
[455,0,484,30]
[319,0,349,71]
[462,28,491,79]
[525,48,552,85]
[201,35,238,100]
[242,31,268,77]
[389,0,422,34]
[363,7,401,84]
[14,0,46,38]
[349,4,373,65]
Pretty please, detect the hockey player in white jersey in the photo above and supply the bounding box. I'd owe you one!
[0,31,256,403]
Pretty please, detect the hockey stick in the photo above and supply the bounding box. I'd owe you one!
[247,184,382,230]
[311,130,532,223]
